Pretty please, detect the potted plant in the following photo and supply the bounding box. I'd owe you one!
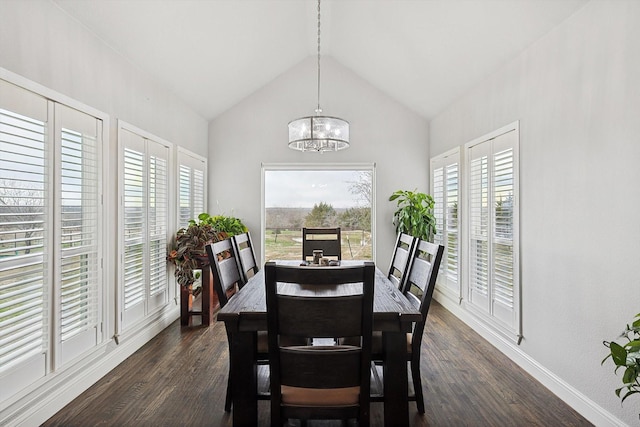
[389,189,436,241]
[602,313,640,412]
[167,212,248,325]
[167,212,248,289]
[204,213,248,236]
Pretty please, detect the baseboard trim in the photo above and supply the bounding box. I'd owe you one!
[1,307,179,427]
[434,291,626,427]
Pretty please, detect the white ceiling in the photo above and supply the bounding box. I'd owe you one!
[52,0,588,121]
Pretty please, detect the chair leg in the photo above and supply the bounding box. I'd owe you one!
[224,370,232,412]
[411,358,425,414]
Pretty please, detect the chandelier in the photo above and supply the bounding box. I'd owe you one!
[288,0,349,153]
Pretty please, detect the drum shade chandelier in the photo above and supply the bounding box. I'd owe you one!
[288,0,349,153]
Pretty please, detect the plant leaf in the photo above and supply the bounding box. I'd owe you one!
[610,342,628,366]
[622,366,638,384]
[620,389,639,404]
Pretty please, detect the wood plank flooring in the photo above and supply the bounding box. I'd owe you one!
[43,301,592,427]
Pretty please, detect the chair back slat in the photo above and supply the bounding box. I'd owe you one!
[232,232,259,285]
[277,294,364,338]
[401,240,444,352]
[206,238,242,308]
[280,346,362,388]
[302,227,341,261]
[388,232,416,290]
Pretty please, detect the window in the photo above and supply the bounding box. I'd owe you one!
[431,148,461,303]
[262,164,374,262]
[177,148,206,229]
[118,121,171,332]
[465,122,520,341]
[0,75,106,399]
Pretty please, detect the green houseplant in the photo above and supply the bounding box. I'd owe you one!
[602,313,640,410]
[389,189,436,241]
[167,212,248,288]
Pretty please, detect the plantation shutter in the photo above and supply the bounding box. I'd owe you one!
[55,104,102,367]
[122,130,146,325]
[468,143,490,310]
[177,149,206,228]
[431,149,461,301]
[0,79,49,398]
[491,133,516,326]
[466,124,519,336]
[433,167,445,245]
[120,124,171,330]
[147,142,169,311]
[445,163,460,289]
[178,164,192,228]
[193,168,205,219]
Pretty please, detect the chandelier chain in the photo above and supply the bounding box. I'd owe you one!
[316,0,322,113]
[287,0,349,153]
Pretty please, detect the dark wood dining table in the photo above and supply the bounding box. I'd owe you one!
[216,260,422,427]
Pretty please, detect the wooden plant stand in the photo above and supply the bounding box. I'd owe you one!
[180,263,220,326]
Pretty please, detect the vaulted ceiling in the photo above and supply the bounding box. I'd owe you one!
[53,0,588,121]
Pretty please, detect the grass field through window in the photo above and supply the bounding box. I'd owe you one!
[264,229,372,261]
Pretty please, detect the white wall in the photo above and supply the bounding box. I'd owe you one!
[430,1,640,425]
[209,56,429,266]
[0,1,208,425]
[0,0,208,156]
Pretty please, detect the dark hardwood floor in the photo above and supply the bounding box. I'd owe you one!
[43,301,592,427]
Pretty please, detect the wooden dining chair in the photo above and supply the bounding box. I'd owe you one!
[302,227,342,262]
[264,261,375,426]
[349,240,443,414]
[400,240,444,413]
[206,238,269,412]
[206,238,243,308]
[232,231,259,284]
[387,232,417,290]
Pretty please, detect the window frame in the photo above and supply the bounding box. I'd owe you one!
[260,163,376,265]
[0,67,110,400]
[463,121,521,343]
[116,120,173,337]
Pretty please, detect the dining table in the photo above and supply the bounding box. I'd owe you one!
[216,260,422,427]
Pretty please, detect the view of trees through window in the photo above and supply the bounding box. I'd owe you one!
[263,167,373,261]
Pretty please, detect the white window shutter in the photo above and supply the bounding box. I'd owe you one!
[178,164,192,228]
[119,123,171,330]
[147,142,169,310]
[122,139,146,321]
[193,168,205,218]
[431,148,461,302]
[1,73,108,403]
[491,133,517,327]
[469,144,490,311]
[0,87,48,387]
[445,162,460,290]
[55,104,101,367]
[177,149,207,229]
[433,166,444,246]
[465,122,520,341]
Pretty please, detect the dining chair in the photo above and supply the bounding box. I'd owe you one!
[302,227,342,262]
[344,239,443,414]
[399,240,444,413]
[387,232,417,290]
[264,261,375,426]
[206,238,269,412]
[232,231,259,285]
